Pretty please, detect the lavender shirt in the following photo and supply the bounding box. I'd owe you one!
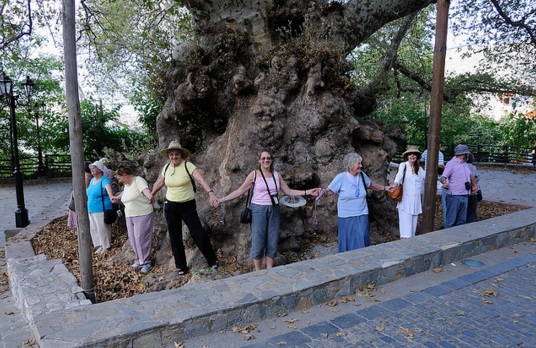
[441,157,472,195]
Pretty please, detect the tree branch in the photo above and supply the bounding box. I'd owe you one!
[490,0,536,45]
[0,0,33,50]
[342,0,436,52]
[362,12,419,97]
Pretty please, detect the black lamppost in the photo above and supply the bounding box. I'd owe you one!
[0,72,33,228]
[34,101,46,177]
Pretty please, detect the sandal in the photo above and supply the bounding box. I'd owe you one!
[211,260,221,271]
[177,268,188,275]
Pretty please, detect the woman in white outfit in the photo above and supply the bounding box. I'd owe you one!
[393,148,425,238]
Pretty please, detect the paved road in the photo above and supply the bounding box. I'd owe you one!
[0,180,73,245]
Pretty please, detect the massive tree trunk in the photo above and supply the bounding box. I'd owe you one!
[147,0,435,266]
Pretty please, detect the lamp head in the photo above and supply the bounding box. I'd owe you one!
[21,75,35,100]
[0,72,13,98]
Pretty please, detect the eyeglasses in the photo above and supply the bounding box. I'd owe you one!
[260,157,272,161]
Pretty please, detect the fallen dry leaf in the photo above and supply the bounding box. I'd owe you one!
[338,296,355,303]
[326,300,338,307]
[336,331,348,337]
[432,267,443,273]
[283,318,300,324]
[373,325,385,332]
[244,333,255,341]
[483,289,499,297]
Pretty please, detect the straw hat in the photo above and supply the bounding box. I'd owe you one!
[159,141,191,158]
[402,148,421,159]
[279,195,307,208]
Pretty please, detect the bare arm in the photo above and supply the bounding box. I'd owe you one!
[220,171,256,203]
[104,184,114,200]
[278,176,315,196]
[368,181,387,192]
[142,187,153,203]
[191,168,218,206]
[151,172,165,196]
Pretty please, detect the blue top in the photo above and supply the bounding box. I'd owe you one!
[87,176,113,213]
[328,171,371,218]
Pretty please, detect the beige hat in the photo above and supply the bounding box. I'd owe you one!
[89,160,105,172]
[159,141,191,158]
[402,148,421,160]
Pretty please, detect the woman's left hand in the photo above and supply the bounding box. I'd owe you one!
[209,194,219,207]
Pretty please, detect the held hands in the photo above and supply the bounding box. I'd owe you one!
[385,185,396,193]
[307,188,322,197]
[209,194,219,208]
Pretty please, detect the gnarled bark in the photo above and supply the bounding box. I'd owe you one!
[148,0,434,266]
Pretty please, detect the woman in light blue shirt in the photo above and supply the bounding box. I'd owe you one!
[87,160,114,254]
[322,153,388,252]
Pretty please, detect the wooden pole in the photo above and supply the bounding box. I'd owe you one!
[422,0,450,233]
[62,0,96,303]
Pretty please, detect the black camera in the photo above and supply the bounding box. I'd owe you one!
[464,182,471,190]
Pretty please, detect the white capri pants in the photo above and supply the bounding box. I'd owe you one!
[89,212,112,249]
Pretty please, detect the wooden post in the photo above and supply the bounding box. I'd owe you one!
[422,0,450,233]
[62,0,96,303]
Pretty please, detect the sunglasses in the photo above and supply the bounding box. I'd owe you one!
[260,156,272,161]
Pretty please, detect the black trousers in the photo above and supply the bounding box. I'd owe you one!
[163,199,217,271]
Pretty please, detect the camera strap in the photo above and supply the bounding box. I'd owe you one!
[259,169,278,206]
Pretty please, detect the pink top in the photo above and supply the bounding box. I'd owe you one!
[251,170,280,206]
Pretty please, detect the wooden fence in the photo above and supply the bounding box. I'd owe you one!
[0,154,72,179]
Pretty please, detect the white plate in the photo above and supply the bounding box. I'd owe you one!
[279,195,307,208]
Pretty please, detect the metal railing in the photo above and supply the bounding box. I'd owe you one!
[391,144,536,167]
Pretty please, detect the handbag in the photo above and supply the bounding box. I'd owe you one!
[361,173,376,223]
[387,164,406,202]
[240,171,256,224]
[477,189,483,202]
[104,209,118,224]
[68,192,75,212]
[101,181,117,224]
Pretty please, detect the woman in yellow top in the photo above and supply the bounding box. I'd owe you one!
[112,164,154,274]
[151,141,219,275]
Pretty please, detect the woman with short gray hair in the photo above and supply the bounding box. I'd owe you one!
[322,153,391,252]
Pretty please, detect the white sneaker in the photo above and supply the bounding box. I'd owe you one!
[131,261,140,268]
[95,246,104,255]
[140,264,152,274]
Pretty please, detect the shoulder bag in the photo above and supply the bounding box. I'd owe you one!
[387,164,406,202]
[240,171,256,224]
[361,173,376,223]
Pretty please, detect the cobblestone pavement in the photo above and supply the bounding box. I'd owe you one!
[184,242,536,348]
